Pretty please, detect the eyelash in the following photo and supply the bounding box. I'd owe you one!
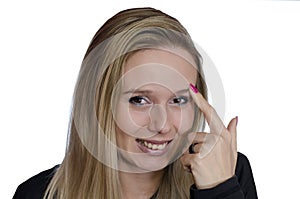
[128,96,189,106]
[128,96,151,106]
[169,96,189,106]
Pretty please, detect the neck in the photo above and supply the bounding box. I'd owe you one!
[119,170,164,199]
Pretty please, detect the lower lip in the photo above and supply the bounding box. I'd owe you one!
[136,141,170,156]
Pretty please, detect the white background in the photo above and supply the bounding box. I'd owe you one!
[1,0,300,198]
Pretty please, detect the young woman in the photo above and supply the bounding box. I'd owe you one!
[13,7,257,199]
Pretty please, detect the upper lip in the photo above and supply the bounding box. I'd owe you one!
[136,138,173,144]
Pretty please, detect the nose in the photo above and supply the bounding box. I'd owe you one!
[147,104,171,134]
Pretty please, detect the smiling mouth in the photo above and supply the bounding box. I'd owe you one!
[136,139,172,150]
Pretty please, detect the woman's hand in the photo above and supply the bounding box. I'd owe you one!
[180,84,238,189]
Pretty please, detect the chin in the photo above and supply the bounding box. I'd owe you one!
[117,149,173,173]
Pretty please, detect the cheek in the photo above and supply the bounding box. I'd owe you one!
[128,108,150,127]
[175,104,195,133]
[115,125,137,152]
[115,102,150,136]
[115,126,125,147]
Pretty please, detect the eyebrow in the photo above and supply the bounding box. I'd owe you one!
[123,88,189,95]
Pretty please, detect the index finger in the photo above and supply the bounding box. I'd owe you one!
[189,83,225,134]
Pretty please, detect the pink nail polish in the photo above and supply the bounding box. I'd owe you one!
[236,116,238,126]
[190,83,198,93]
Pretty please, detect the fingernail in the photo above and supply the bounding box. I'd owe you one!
[236,116,238,126]
[190,83,198,93]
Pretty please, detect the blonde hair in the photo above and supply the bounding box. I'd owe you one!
[44,7,207,199]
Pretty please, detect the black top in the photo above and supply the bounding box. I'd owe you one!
[13,152,257,199]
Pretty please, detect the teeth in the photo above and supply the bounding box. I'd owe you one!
[140,140,168,150]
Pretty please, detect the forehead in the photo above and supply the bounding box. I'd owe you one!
[124,48,198,85]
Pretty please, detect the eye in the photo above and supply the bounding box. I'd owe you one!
[129,96,151,106]
[169,96,189,106]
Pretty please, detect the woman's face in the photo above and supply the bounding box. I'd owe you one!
[114,48,198,172]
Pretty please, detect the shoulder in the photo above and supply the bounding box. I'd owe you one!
[236,152,253,177]
[13,165,59,199]
[235,152,258,198]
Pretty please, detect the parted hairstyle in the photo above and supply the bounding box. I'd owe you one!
[44,7,208,199]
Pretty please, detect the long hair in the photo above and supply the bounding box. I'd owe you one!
[44,7,207,199]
